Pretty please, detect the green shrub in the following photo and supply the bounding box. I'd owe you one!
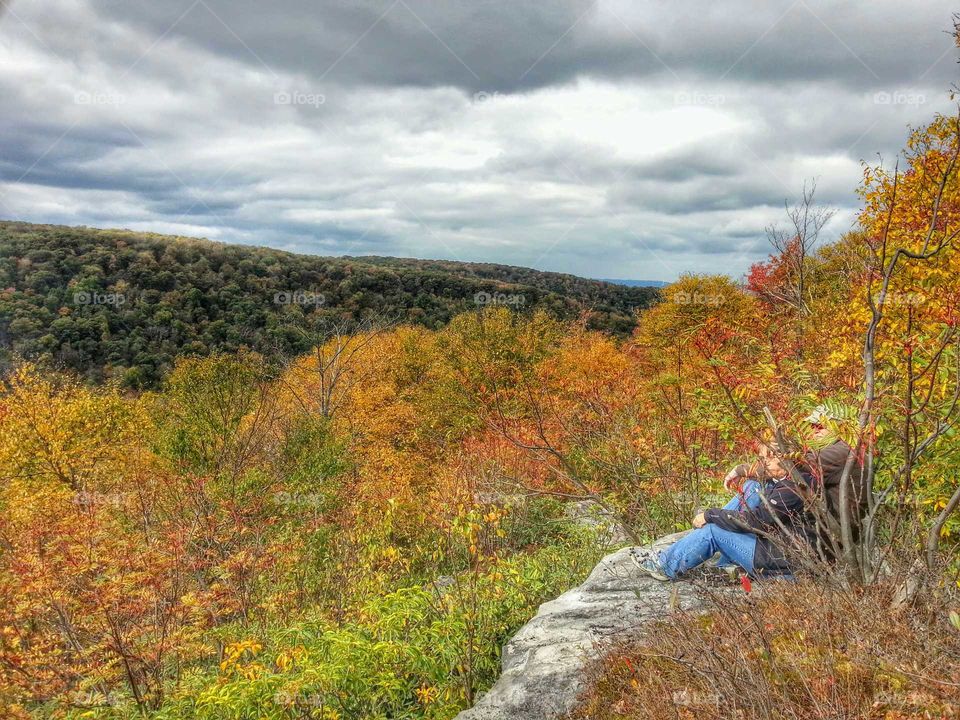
[145,536,602,720]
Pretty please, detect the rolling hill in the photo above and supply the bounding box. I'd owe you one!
[0,221,660,387]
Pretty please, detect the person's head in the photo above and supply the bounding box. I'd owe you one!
[758,442,788,479]
[805,405,838,442]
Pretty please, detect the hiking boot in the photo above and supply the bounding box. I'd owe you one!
[630,551,670,581]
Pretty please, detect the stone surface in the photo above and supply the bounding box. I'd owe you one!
[455,532,702,720]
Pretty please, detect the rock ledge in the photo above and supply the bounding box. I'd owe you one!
[455,533,702,720]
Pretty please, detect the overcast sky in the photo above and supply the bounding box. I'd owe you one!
[1,1,957,281]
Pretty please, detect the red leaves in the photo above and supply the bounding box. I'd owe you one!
[746,236,799,308]
[740,574,753,594]
[746,259,778,298]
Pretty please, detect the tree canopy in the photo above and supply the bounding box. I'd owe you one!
[0,222,658,387]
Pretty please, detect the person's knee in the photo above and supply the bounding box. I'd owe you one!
[742,479,761,493]
[701,523,722,548]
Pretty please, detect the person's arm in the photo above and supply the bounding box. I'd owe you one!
[723,461,760,492]
[703,479,806,534]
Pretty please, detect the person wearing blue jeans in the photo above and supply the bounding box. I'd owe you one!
[636,450,819,581]
[650,479,764,578]
[712,478,765,569]
[659,521,759,577]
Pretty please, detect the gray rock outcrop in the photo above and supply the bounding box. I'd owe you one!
[455,532,702,720]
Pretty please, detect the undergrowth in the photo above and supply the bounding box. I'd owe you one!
[571,579,960,720]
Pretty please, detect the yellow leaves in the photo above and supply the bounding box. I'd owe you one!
[860,118,960,264]
[415,684,438,705]
[0,364,143,495]
[223,639,262,663]
[238,662,265,680]
[1,625,21,649]
[275,651,293,672]
[275,645,307,672]
[219,639,264,675]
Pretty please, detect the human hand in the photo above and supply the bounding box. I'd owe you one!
[723,467,741,493]
[692,512,706,529]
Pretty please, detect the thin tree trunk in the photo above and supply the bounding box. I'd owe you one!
[926,484,960,570]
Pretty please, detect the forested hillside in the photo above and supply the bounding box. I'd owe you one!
[0,222,657,387]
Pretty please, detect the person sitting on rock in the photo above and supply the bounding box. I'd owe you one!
[634,444,820,581]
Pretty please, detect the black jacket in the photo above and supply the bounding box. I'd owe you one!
[703,472,820,574]
[801,440,868,540]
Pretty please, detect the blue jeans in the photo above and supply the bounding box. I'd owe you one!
[659,524,757,578]
[723,479,763,511]
[713,479,763,568]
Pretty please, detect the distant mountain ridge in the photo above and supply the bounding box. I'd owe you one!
[0,221,660,387]
[596,278,670,288]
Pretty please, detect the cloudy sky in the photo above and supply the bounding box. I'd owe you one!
[0,1,956,281]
